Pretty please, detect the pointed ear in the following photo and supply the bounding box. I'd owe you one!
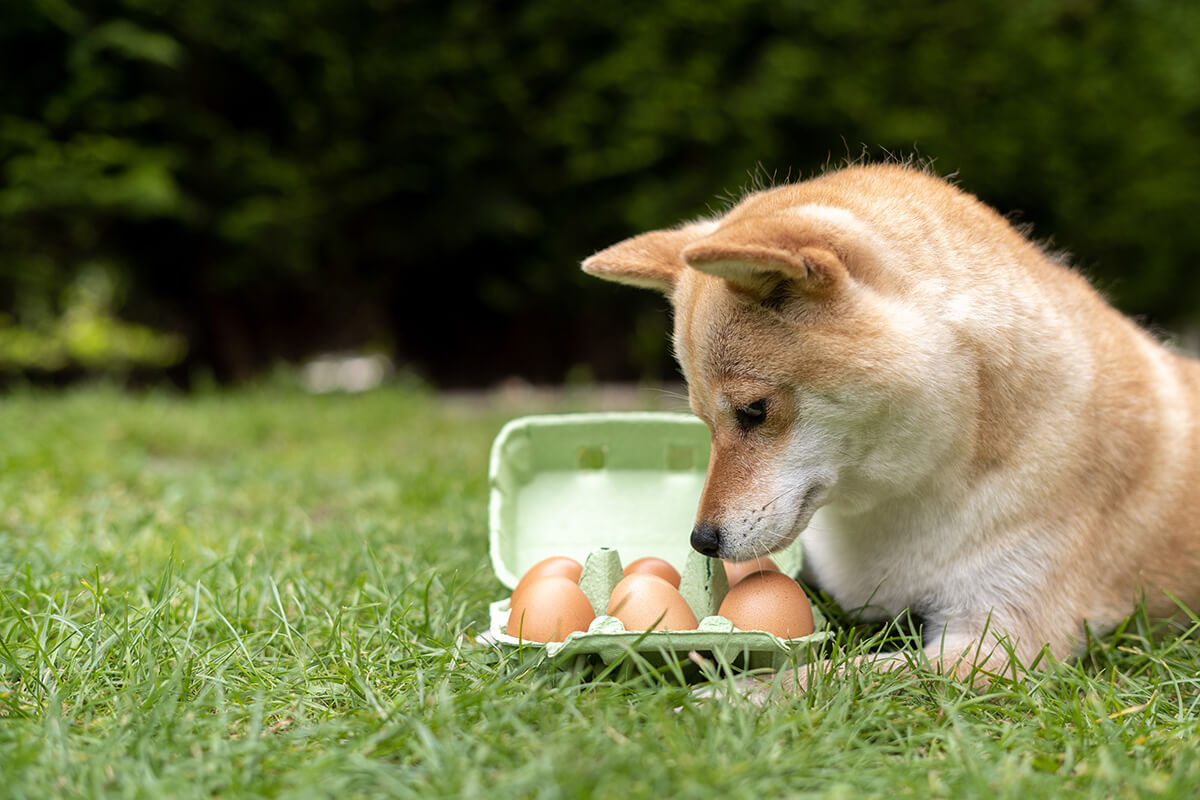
[680,217,847,299]
[582,221,715,295]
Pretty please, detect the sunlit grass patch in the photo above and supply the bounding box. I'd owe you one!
[2,385,1200,798]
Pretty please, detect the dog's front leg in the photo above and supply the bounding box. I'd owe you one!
[722,623,1035,705]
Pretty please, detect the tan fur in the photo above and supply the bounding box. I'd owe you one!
[583,164,1200,690]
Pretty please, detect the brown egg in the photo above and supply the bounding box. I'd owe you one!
[509,555,583,612]
[623,556,682,588]
[723,557,780,586]
[717,570,814,639]
[606,573,698,631]
[516,555,583,585]
[506,576,595,642]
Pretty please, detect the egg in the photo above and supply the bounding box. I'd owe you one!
[717,570,814,639]
[506,576,595,642]
[509,555,583,612]
[623,556,682,588]
[515,555,583,587]
[723,557,780,585]
[606,573,698,631]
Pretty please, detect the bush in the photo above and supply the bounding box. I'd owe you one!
[2,0,1198,384]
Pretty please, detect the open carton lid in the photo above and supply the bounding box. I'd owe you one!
[488,412,805,589]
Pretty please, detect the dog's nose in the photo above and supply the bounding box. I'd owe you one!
[690,521,722,557]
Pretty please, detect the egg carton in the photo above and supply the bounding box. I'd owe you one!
[485,413,830,671]
[488,546,830,670]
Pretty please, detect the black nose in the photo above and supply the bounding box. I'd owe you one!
[690,521,722,557]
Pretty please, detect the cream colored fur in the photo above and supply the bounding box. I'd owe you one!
[582,164,1200,690]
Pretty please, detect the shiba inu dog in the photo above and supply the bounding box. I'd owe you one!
[582,164,1200,691]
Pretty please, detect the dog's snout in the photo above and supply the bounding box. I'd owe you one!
[690,521,722,557]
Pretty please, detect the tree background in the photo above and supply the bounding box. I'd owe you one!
[2,0,1198,387]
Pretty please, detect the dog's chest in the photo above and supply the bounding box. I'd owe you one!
[797,507,976,622]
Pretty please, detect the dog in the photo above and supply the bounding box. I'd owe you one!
[582,163,1200,693]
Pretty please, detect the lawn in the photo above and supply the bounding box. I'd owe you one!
[2,383,1200,798]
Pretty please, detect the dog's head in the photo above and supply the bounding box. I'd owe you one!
[583,174,974,560]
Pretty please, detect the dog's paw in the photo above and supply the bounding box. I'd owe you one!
[690,671,778,706]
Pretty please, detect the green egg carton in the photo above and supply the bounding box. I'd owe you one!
[486,412,830,671]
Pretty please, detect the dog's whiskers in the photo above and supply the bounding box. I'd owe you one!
[759,480,813,512]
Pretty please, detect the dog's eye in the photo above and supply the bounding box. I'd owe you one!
[735,399,768,431]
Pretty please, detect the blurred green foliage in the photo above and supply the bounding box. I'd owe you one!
[0,264,185,372]
[1,0,1197,385]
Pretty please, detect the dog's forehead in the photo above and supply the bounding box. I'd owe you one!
[674,276,791,382]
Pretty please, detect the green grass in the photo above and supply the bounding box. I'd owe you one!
[3,384,1200,798]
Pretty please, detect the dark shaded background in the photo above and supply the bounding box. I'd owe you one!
[2,1,1198,387]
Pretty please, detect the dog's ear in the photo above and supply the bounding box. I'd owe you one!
[582,223,713,295]
[680,217,847,300]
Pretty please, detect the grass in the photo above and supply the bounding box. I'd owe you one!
[2,383,1200,798]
